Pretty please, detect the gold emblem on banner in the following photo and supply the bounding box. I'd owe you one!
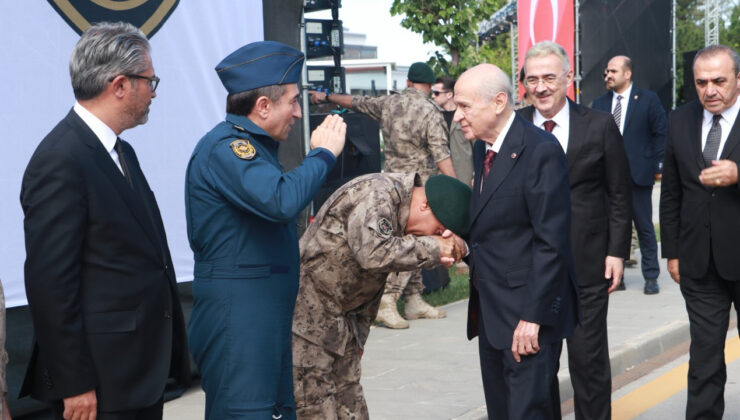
[230,139,257,160]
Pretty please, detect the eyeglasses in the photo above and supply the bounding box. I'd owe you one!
[432,90,449,96]
[124,74,160,92]
[524,74,562,88]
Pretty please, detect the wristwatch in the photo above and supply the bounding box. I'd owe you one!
[325,91,332,102]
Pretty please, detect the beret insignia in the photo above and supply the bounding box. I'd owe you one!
[377,218,393,236]
[230,139,256,160]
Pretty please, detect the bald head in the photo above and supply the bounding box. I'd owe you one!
[458,64,514,105]
[605,55,632,92]
[453,64,514,143]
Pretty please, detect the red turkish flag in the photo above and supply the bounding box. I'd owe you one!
[517,0,575,99]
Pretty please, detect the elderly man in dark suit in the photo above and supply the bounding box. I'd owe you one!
[593,55,667,294]
[660,44,740,420]
[455,63,579,419]
[20,22,189,420]
[518,41,632,420]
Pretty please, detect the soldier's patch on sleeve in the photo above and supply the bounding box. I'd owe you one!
[229,139,257,160]
[377,218,393,236]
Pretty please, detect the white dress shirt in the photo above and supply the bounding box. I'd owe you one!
[533,102,570,152]
[611,83,633,135]
[73,102,124,174]
[701,95,740,160]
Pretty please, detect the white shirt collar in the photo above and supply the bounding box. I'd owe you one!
[702,94,740,129]
[73,101,118,153]
[532,100,570,130]
[485,111,516,153]
[614,83,633,102]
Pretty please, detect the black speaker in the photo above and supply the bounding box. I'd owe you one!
[309,112,382,210]
[681,50,699,104]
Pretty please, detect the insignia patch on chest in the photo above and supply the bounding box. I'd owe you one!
[229,139,257,160]
[378,218,393,236]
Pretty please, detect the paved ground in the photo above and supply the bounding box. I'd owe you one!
[164,185,691,419]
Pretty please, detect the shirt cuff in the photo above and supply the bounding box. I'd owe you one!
[312,148,337,168]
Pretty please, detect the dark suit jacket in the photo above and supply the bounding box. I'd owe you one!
[519,101,632,286]
[466,113,579,349]
[660,100,740,280]
[20,110,190,411]
[593,86,667,186]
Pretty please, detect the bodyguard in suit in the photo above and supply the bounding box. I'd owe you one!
[185,42,346,420]
[660,45,740,420]
[519,42,632,420]
[455,63,579,419]
[20,22,190,419]
[593,55,667,294]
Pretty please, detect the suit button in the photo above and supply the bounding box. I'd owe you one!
[164,310,172,319]
[164,264,169,270]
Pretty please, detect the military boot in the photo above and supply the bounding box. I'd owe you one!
[404,293,447,319]
[375,293,409,329]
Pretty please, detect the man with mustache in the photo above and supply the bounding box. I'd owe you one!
[185,41,346,420]
[519,41,632,420]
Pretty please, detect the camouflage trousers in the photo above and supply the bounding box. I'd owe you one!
[383,269,424,296]
[292,334,369,420]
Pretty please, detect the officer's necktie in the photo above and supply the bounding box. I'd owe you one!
[544,120,556,133]
[115,138,133,188]
[613,95,623,129]
[703,114,722,167]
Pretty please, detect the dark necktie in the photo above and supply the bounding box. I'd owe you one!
[613,95,623,129]
[544,120,556,133]
[115,138,133,188]
[482,149,497,185]
[703,114,722,167]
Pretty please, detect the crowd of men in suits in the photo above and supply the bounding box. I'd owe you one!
[12,18,740,420]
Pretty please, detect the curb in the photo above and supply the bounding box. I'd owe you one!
[558,319,690,402]
[453,319,691,419]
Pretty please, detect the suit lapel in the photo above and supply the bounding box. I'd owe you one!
[690,102,706,170]
[471,115,525,223]
[69,111,163,254]
[566,100,587,171]
[624,88,639,132]
[720,109,740,159]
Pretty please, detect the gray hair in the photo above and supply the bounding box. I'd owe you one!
[70,22,151,100]
[694,44,740,75]
[524,41,571,73]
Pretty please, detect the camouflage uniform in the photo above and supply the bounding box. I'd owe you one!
[292,173,441,419]
[350,88,450,297]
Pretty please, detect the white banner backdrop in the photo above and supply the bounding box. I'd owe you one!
[0,2,264,307]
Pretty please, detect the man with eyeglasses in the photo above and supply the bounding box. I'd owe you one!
[20,22,190,420]
[433,76,474,186]
[518,41,632,420]
[310,62,456,329]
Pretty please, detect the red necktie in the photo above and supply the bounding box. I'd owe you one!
[482,149,496,184]
[544,120,556,133]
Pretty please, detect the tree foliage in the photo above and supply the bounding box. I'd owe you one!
[390,0,508,77]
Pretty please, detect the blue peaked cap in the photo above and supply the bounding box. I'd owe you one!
[215,41,305,94]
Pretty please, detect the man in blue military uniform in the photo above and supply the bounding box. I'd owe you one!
[185,41,347,420]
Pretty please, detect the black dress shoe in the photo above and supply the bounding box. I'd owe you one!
[644,279,659,295]
[615,281,626,291]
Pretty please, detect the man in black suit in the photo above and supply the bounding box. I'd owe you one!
[660,44,740,420]
[20,22,190,420]
[593,55,667,294]
[519,41,632,420]
[455,63,579,419]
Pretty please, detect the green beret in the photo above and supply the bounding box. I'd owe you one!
[425,175,472,236]
[407,62,436,84]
